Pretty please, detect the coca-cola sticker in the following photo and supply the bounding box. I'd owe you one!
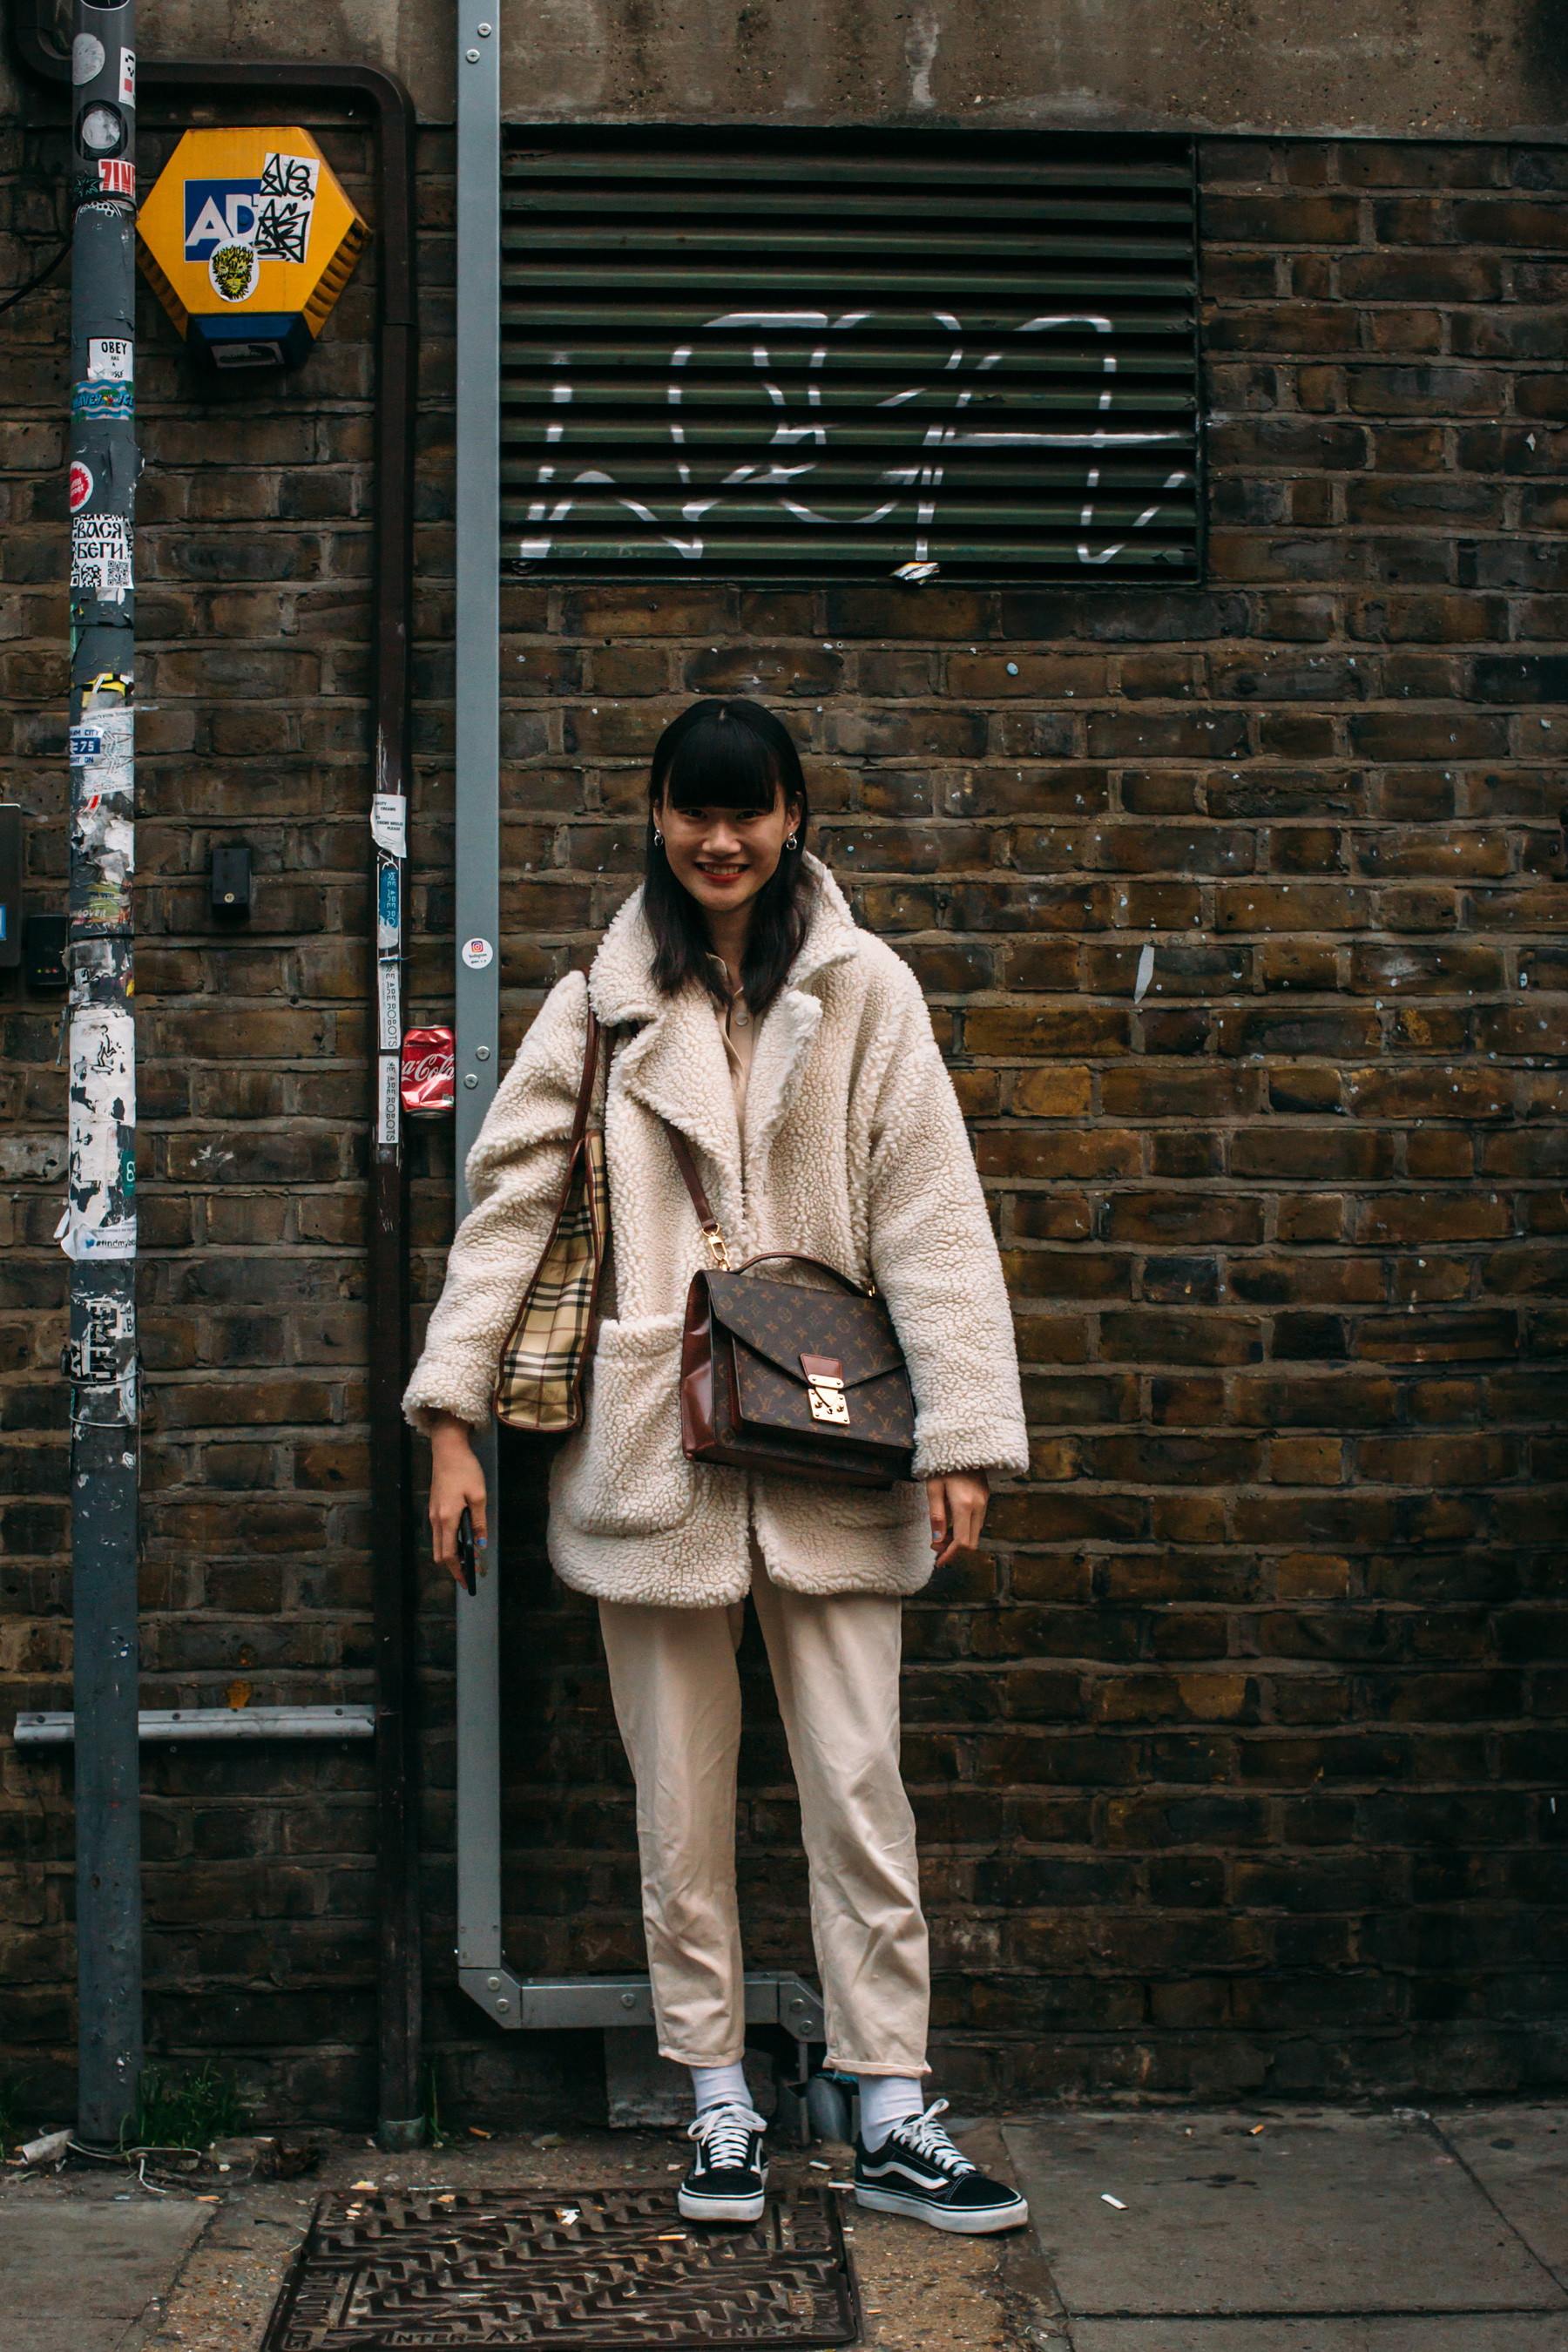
[461,936,494,970]
[69,460,93,512]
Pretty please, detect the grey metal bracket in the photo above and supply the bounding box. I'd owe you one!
[15,1705,375,1746]
[456,1968,825,2045]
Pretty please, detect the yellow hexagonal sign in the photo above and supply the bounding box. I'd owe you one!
[137,126,368,371]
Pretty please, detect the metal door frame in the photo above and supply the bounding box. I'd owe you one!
[449,4,824,2064]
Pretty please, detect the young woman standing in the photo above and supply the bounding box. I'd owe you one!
[405,699,1031,2234]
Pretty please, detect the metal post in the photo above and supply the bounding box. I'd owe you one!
[453,0,504,1981]
[63,0,141,2145]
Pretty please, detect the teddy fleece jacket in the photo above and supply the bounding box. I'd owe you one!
[402,861,1028,1607]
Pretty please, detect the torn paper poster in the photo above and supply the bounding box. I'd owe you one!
[71,706,132,773]
[370,792,406,857]
[58,1004,136,1260]
[1134,943,1155,1004]
[71,510,134,603]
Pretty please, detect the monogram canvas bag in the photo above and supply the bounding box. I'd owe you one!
[664,1122,916,1489]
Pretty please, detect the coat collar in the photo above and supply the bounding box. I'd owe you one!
[588,857,863,1220]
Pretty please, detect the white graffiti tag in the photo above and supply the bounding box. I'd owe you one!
[514,308,1190,566]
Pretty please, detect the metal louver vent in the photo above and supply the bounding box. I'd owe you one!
[498,134,1200,582]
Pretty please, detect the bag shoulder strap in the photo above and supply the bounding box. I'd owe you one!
[566,1001,600,1155]
[661,1117,732,1272]
[659,1131,872,1298]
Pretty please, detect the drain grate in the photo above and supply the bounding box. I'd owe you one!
[259,2184,861,2349]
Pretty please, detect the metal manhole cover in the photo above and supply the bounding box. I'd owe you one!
[259,2184,861,2349]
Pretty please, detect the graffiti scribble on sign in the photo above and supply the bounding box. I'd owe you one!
[514,308,1191,569]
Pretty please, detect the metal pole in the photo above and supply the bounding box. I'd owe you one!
[64,0,141,2143]
[453,0,504,1987]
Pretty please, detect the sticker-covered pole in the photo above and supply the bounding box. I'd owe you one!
[64,0,142,2144]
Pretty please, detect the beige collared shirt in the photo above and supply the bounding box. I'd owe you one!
[708,957,758,1120]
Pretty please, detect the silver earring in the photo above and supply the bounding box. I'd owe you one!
[654,829,664,847]
[786,832,798,850]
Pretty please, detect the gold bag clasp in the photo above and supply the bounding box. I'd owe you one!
[801,1353,850,1425]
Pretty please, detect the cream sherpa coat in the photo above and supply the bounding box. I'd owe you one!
[403,860,1028,1607]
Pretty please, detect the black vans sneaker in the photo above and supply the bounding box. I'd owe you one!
[678,2102,768,2224]
[855,2099,1029,2234]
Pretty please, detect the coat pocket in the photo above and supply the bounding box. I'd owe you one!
[551,1313,696,1538]
[805,1477,928,1533]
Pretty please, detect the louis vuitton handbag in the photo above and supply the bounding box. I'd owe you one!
[492,1006,613,1433]
[663,1123,916,1489]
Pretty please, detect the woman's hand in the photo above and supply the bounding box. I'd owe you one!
[926,1470,990,1568]
[429,1412,488,1585]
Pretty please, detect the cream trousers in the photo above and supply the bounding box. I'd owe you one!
[598,1551,930,2077]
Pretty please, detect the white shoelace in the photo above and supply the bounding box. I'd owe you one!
[688,2102,765,2171]
[886,2098,976,2176]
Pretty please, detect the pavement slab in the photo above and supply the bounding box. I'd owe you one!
[1071,2322,1568,2352]
[0,2185,213,2352]
[1002,2109,1568,2321]
[1439,2105,1568,2286]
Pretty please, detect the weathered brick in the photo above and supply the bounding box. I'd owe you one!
[3,128,1563,2127]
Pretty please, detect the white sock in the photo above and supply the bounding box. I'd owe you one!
[857,2075,925,2150]
[690,2060,751,2114]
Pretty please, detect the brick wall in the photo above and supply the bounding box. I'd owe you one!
[0,105,387,2119]
[2,123,1565,2124]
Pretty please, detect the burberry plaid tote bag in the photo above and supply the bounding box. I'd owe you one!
[493,1005,613,1433]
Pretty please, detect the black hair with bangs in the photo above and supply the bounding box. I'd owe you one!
[645,697,813,1017]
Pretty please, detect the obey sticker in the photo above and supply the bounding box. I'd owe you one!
[88,337,132,382]
[69,460,93,511]
[461,936,494,970]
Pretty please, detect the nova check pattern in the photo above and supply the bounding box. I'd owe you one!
[494,1126,607,1433]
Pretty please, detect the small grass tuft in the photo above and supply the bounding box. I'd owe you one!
[127,2060,246,2152]
[421,2060,447,2151]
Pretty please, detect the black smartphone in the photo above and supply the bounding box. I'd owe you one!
[456,1505,476,1596]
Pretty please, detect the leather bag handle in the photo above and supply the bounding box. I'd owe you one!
[731,1249,875,1299]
